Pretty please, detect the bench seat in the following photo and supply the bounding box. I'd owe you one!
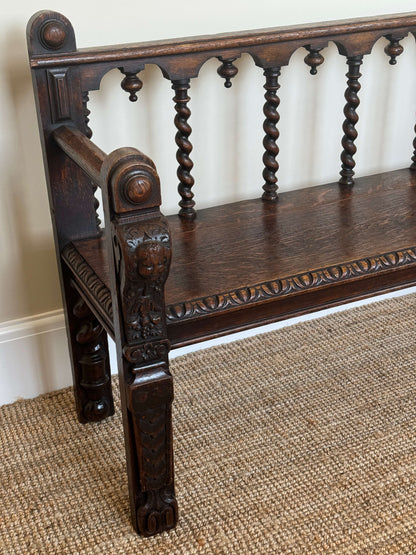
[63,168,416,347]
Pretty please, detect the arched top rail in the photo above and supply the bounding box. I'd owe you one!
[29,11,416,69]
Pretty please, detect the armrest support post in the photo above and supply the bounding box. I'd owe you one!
[99,148,177,535]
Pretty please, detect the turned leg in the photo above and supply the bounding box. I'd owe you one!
[63,272,114,423]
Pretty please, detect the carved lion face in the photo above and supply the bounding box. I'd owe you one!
[137,240,170,281]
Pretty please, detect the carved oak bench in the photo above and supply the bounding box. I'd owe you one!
[27,11,416,536]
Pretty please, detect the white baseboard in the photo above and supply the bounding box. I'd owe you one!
[0,310,71,405]
[1,285,415,406]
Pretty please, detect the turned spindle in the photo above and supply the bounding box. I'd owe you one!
[304,47,324,75]
[262,67,281,201]
[217,57,238,88]
[82,91,102,233]
[81,91,92,139]
[172,79,196,220]
[339,55,363,187]
[384,35,404,65]
[121,71,143,102]
[410,124,416,170]
[73,296,113,422]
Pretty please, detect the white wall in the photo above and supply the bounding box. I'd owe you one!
[1,0,416,404]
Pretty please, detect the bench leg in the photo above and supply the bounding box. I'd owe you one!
[120,350,178,535]
[100,147,177,534]
[63,274,114,423]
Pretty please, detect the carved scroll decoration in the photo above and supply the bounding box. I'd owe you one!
[262,67,281,201]
[339,55,363,186]
[172,79,195,220]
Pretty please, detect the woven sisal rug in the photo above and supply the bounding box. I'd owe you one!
[1,294,416,554]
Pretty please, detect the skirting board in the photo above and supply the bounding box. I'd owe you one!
[1,285,415,406]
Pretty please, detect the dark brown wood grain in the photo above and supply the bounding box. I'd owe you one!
[99,142,177,536]
[65,168,416,347]
[29,12,416,67]
[28,9,416,538]
[53,125,105,185]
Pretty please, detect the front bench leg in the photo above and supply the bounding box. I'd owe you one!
[125,344,177,535]
[101,148,177,535]
[113,221,177,535]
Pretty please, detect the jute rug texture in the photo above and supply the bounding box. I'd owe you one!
[1,294,416,554]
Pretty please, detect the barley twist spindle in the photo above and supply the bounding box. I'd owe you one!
[82,91,92,139]
[339,55,363,186]
[82,91,101,233]
[262,67,281,201]
[172,79,195,220]
[410,124,416,170]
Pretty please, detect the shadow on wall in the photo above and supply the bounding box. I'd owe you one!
[0,27,70,398]
[2,27,62,321]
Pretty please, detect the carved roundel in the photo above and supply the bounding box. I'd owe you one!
[40,20,66,50]
[124,172,152,205]
[111,159,160,213]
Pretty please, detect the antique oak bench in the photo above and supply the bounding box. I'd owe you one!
[28,11,416,536]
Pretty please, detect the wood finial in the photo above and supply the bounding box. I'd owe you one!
[384,35,404,65]
[217,57,238,88]
[27,11,76,56]
[304,47,324,75]
[121,71,143,102]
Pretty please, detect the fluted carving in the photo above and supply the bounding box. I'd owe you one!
[262,67,281,201]
[339,55,363,186]
[172,79,195,220]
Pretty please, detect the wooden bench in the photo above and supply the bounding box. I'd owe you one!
[27,10,416,536]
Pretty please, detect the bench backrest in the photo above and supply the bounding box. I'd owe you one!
[27,11,416,247]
